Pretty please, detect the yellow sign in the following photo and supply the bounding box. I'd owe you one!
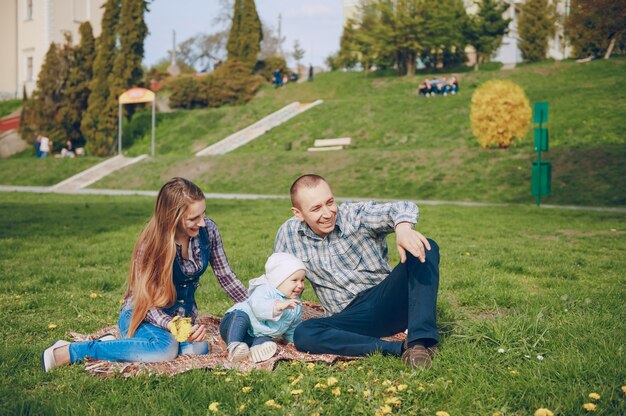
[118,88,155,104]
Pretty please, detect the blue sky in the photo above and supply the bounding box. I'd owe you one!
[144,0,344,68]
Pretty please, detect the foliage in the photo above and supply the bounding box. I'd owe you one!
[259,23,286,59]
[168,60,264,109]
[420,0,468,70]
[0,98,21,119]
[566,0,626,59]
[226,0,263,67]
[464,0,511,69]
[292,40,305,68]
[174,30,229,72]
[518,0,557,63]
[254,55,288,82]
[82,0,121,156]
[470,80,531,148]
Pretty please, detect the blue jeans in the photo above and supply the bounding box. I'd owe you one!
[219,310,272,347]
[68,305,209,363]
[294,240,440,357]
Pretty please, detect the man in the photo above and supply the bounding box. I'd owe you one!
[274,174,440,368]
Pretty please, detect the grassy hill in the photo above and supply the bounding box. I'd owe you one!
[2,58,625,206]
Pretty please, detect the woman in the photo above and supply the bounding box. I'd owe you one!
[42,177,248,371]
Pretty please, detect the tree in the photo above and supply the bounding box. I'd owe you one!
[464,0,511,69]
[259,23,286,59]
[566,0,626,59]
[518,0,557,62]
[82,0,120,156]
[421,0,468,70]
[57,22,95,146]
[292,40,305,69]
[226,0,263,67]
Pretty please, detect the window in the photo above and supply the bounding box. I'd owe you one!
[26,57,33,82]
[25,0,33,21]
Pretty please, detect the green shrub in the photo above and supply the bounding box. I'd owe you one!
[167,75,208,109]
[470,80,531,148]
[203,60,265,107]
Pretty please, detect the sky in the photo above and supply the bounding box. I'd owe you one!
[143,0,345,69]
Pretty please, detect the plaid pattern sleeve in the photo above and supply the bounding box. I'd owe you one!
[144,307,174,330]
[205,218,248,303]
[274,200,418,315]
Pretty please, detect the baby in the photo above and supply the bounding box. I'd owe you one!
[219,252,305,363]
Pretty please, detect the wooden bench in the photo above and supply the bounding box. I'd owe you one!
[307,137,352,152]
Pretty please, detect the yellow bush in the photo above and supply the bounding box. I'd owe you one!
[470,80,531,148]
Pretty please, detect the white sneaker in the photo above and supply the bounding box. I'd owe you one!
[97,333,116,341]
[42,340,70,372]
[249,341,277,363]
[227,342,250,362]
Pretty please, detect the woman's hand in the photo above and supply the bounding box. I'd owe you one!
[186,324,207,342]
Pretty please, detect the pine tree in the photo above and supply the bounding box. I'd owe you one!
[82,0,120,156]
[464,0,511,69]
[292,40,305,69]
[58,22,95,147]
[19,86,35,143]
[518,0,557,62]
[227,0,263,67]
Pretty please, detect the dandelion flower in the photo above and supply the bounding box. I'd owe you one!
[375,404,393,415]
[385,386,397,393]
[436,412,450,416]
[497,348,505,353]
[265,399,282,409]
[225,377,232,382]
[48,323,57,329]
[397,384,408,391]
[15,295,21,300]
[208,402,219,412]
[307,363,315,370]
[588,392,600,400]
[417,386,426,392]
[327,376,338,386]
[347,388,354,393]
[493,412,502,416]
[534,408,554,416]
[622,386,626,394]
[363,389,371,398]
[382,379,392,386]
[582,403,596,412]
[314,383,327,389]
[385,397,401,406]
[90,292,98,298]
[331,387,341,396]
[238,404,246,412]
[290,373,304,385]
[167,316,192,342]
[241,386,252,393]
[291,389,303,395]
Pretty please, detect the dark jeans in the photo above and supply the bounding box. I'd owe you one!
[294,239,440,357]
[219,310,272,347]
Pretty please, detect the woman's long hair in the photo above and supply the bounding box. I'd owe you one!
[125,177,205,337]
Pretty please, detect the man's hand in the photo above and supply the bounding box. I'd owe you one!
[395,222,431,263]
[274,299,300,315]
[186,324,207,343]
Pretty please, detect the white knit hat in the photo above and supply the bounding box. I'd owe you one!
[248,252,306,290]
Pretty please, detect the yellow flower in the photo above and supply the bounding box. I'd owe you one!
[397,384,408,391]
[306,363,315,370]
[331,387,341,396]
[238,404,246,412]
[385,386,397,394]
[265,399,282,409]
[208,402,219,412]
[15,295,21,300]
[214,371,226,376]
[363,389,371,398]
[291,389,303,395]
[385,396,401,406]
[375,404,393,416]
[291,373,304,385]
[241,386,252,393]
[47,323,57,329]
[417,386,426,392]
[493,412,502,416]
[347,388,354,393]
[588,392,600,400]
[622,386,626,395]
[90,292,98,298]
[225,377,232,382]
[582,403,596,412]
[327,376,338,386]
[382,379,392,386]
[534,409,554,416]
[436,412,450,416]
[314,383,327,389]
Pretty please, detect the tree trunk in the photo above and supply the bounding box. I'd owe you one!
[604,36,617,59]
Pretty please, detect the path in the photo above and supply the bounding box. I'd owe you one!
[195,100,323,156]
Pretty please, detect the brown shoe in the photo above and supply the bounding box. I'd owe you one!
[401,344,432,369]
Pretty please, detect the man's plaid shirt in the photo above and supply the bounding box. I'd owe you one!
[274,201,418,315]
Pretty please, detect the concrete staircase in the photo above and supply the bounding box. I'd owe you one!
[49,154,148,192]
[195,100,323,156]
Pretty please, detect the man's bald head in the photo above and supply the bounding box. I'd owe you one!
[290,174,328,208]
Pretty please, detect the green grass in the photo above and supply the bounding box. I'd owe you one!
[0,156,103,187]
[1,192,625,415]
[0,99,21,118]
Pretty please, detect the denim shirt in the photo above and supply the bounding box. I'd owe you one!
[226,284,302,343]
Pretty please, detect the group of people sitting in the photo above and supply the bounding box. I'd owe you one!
[42,175,440,371]
[418,76,459,97]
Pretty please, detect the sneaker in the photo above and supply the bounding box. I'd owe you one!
[401,344,432,369]
[249,341,277,363]
[227,342,250,363]
[97,333,116,341]
[42,340,70,372]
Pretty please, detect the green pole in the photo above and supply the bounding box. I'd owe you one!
[536,116,542,206]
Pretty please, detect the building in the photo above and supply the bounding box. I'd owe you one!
[342,0,572,68]
[0,0,105,100]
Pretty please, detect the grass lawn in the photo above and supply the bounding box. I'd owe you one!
[0,99,21,119]
[1,192,624,415]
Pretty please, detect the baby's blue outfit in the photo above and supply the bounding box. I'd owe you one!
[226,283,302,343]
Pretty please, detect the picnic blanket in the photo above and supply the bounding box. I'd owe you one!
[69,301,406,378]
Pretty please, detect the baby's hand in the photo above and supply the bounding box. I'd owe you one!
[274,299,300,313]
